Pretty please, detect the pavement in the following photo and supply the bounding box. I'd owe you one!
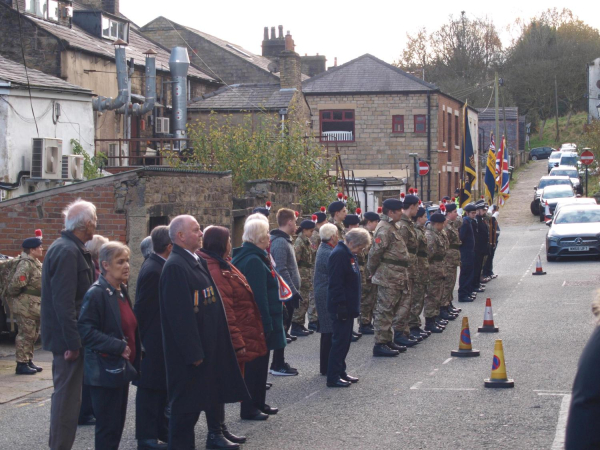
[0,160,596,449]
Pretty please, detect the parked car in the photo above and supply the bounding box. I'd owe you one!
[539,184,576,222]
[529,147,555,161]
[559,143,577,152]
[554,197,597,216]
[547,151,562,173]
[546,204,600,261]
[531,175,573,215]
[549,166,582,194]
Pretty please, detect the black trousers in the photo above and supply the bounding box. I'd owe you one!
[79,383,94,421]
[168,404,221,449]
[472,251,486,290]
[483,246,496,277]
[458,252,474,299]
[135,387,169,441]
[320,333,332,375]
[240,351,270,417]
[327,317,354,384]
[89,384,129,450]
[273,302,294,368]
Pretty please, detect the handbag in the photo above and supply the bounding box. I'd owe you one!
[95,352,138,388]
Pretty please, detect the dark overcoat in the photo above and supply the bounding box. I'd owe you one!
[327,242,362,319]
[133,253,167,390]
[159,244,249,415]
[459,217,475,260]
[313,242,334,334]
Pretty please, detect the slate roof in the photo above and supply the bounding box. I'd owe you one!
[477,107,519,121]
[188,84,296,111]
[302,54,438,94]
[0,54,91,94]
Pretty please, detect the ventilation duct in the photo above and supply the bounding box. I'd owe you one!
[169,47,190,150]
[93,40,129,112]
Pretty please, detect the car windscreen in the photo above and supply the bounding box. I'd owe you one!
[550,170,578,178]
[549,153,561,161]
[538,178,570,189]
[543,187,574,199]
[555,209,600,224]
[560,156,578,166]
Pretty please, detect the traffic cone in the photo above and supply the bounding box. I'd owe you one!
[484,339,514,388]
[544,201,551,220]
[532,255,546,276]
[478,298,499,332]
[451,317,480,357]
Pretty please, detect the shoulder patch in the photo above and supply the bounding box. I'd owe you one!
[375,238,382,244]
[19,275,26,282]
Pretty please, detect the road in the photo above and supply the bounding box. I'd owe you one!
[0,160,597,449]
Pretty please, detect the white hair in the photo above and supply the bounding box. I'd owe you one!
[98,241,130,275]
[246,213,269,224]
[168,215,196,242]
[319,223,337,242]
[243,219,269,244]
[345,227,371,248]
[85,234,109,261]
[140,236,153,259]
[63,199,96,231]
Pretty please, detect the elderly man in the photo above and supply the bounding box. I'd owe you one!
[140,236,154,260]
[42,199,96,450]
[159,215,248,450]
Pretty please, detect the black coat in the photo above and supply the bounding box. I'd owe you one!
[565,326,600,450]
[159,244,249,415]
[459,217,475,258]
[327,242,362,319]
[78,275,141,387]
[474,215,490,254]
[42,230,94,353]
[133,254,167,390]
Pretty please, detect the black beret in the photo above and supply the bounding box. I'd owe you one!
[415,207,426,218]
[252,207,270,217]
[476,201,487,210]
[403,195,419,207]
[445,203,457,213]
[22,237,43,249]
[442,196,451,201]
[343,214,360,226]
[299,220,316,230]
[430,213,447,223]
[464,203,477,212]
[383,198,403,211]
[363,212,380,222]
[328,201,345,214]
[312,212,327,223]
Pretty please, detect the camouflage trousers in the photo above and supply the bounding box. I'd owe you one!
[443,264,459,307]
[292,269,315,325]
[11,296,41,363]
[360,268,377,325]
[373,283,409,344]
[425,275,445,319]
[393,278,414,336]
[409,279,428,329]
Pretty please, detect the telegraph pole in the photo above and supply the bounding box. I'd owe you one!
[555,76,560,143]
[495,72,500,154]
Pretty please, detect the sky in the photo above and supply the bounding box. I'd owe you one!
[122,0,599,68]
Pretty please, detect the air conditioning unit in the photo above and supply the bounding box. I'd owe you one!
[31,138,62,179]
[62,155,84,180]
[156,117,170,134]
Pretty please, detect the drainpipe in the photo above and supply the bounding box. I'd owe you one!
[130,49,157,116]
[427,91,431,201]
[93,40,128,112]
[169,47,190,150]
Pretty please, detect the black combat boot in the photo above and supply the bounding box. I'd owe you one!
[449,302,462,313]
[28,360,43,372]
[410,327,428,340]
[290,323,309,337]
[394,330,418,347]
[373,343,400,357]
[424,318,443,333]
[387,341,407,353]
[16,362,37,375]
[308,321,318,332]
[359,323,375,335]
[440,307,458,321]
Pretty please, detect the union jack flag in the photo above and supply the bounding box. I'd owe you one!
[495,136,510,205]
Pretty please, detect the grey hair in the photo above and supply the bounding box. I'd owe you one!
[319,223,337,242]
[140,236,153,259]
[98,241,130,275]
[63,199,96,231]
[243,219,269,244]
[151,225,171,254]
[168,215,196,242]
[85,234,109,261]
[246,213,269,224]
[344,228,371,249]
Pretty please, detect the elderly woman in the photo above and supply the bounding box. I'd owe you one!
[85,234,109,280]
[78,241,141,450]
[140,235,154,260]
[326,228,371,388]
[231,219,285,421]
[313,223,339,375]
[198,226,268,443]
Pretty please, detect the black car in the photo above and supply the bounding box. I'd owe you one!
[529,147,555,161]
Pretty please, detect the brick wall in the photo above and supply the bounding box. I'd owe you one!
[437,94,464,199]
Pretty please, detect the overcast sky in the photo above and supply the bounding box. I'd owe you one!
[123,0,599,69]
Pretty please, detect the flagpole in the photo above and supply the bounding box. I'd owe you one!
[494,72,500,163]
[459,103,466,206]
[496,136,503,208]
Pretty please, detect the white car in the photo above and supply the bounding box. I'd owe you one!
[548,151,562,173]
[554,197,597,216]
[546,204,600,261]
[559,143,577,152]
[549,166,582,194]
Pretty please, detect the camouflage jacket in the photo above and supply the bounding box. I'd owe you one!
[397,213,418,279]
[309,228,321,254]
[7,252,42,303]
[331,220,345,241]
[294,233,314,270]
[426,228,447,278]
[368,216,409,288]
[415,223,429,274]
[444,217,462,267]
[357,226,373,269]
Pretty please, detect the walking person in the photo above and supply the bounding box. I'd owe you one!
[134,226,171,450]
[42,199,96,450]
[78,242,141,450]
[291,220,316,337]
[159,215,248,449]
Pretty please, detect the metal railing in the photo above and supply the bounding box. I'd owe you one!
[94,138,191,167]
[321,131,354,142]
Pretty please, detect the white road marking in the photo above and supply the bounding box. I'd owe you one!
[562,281,566,287]
[428,369,439,376]
[534,390,570,393]
[551,394,571,450]
[442,358,453,365]
[537,393,570,396]
[417,387,478,391]
[410,381,423,390]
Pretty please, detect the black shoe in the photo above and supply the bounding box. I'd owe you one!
[290,324,310,337]
[308,321,318,331]
[269,363,299,376]
[28,360,43,372]
[137,439,168,450]
[394,333,418,347]
[341,374,359,383]
[354,329,363,338]
[386,341,407,352]
[15,362,37,375]
[359,323,375,335]
[424,318,444,333]
[286,337,292,344]
[327,378,351,387]
[286,331,298,341]
[78,415,96,426]
[222,425,246,444]
[418,326,432,336]
[409,327,422,340]
[440,307,458,321]
[436,317,448,325]
[240,410,269,421]
[259,404,278,415]
[351,333,360,342]
[265,382,272,390]
[206,432,239,449]
[458,297,474,303]
[449,302,462,313]
[373,343,400,357]
[476,287,486,293]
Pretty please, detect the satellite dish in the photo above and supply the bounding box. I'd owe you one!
[268,61,278,73]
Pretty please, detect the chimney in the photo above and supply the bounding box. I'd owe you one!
[334,57,338,67]
[263,27,269,40]
[278,25,283,39]
[270,27,276,39]
[279,31,301,90]
[262,25,286,59]
[285,31,295,52]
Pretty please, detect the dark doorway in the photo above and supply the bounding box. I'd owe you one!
[149,216,169,234]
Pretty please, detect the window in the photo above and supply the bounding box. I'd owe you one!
[447,112,452,144]
[454,115,459,146]
[392,115,404,133]
[320,110,355,142]
[415,115,426,133]
[102,16,128,41]
[25,0,58,21]
[442,113,446,142]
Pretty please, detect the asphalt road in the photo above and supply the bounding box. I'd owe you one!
[0,161,597,449]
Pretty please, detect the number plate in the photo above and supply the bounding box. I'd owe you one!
[568,246,589,252]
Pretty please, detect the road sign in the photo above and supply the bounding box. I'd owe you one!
[418,161,430,176]
[581,150,594,166]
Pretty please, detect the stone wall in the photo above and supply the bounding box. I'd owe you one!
[437,95,464,199]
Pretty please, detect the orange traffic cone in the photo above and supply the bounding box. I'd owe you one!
[532,255,547,275]
[478,298,499,332]
[451,317,480,357]
[484,339,514,388]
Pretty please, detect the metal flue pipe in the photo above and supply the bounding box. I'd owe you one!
[169,47,190,146]
[93,40,129,112]
[131,49,157,116]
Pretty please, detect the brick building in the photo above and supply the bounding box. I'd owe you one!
[478,107,523,156]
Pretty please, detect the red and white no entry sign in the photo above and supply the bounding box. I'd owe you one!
[418,161,430,176]
[580,150,594,166]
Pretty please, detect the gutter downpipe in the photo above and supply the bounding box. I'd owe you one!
[92,41,128,112]
[427,91,431,201]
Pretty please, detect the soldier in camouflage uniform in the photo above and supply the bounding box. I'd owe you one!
[408,207,431,340]
[328,200,347,241]
[358,212,381,335]
[442,203,463,318]
[368,198,410,357]
[291,220,316,336]
[424,214,448,333]
[6,237,44,375]
[393,195,421,347]
[307,210,328,331]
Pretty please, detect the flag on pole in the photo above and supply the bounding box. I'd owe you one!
[484,133,497,204]
[459,106,476,208]
[496,136,510,205]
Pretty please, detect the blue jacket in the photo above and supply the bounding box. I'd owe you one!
[326,242,362,319]
[459,217,475,255]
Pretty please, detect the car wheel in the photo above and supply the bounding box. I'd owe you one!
[531,155,538,161]
[546,252,557,262]
[530,201,540,215]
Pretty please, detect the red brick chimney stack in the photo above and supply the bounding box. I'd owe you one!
[280,31,301,90]
[285,31,295,52]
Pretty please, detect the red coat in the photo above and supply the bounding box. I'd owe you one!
[199,251,267,364]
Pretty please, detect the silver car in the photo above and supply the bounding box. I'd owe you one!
[546,205,600,261]
[547,151,562,173]
[549,166,582,194]
[531,176,572,215]
[554,198,597,216]
[538,184,575,221]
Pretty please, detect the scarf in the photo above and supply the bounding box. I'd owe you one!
[201,248,231,271]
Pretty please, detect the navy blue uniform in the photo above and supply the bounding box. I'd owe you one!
[472,216,489,291]
[458,216,475,300]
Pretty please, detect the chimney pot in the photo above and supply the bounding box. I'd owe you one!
[264,27,269,40]
[284,31,295,52]
[271,27,276,39]
[278,25,283,39]
[334,57,337,67]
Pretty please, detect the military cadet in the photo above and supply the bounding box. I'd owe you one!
[307,209,328,331]
[358,211,380,335]
[368,198,410,357]
[342,214,362,341]
[6,237,44,375]
[291,219,316,337]
[393,194,421,348]
[424,213,449,333]
[442,203,463,317]
[472,201,489,294]
[328,200,347,241]
[408,207,431,340]
[482,205,500,281]
[458,203,477,302]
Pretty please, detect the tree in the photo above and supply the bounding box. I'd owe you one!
[70,139,106,180]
